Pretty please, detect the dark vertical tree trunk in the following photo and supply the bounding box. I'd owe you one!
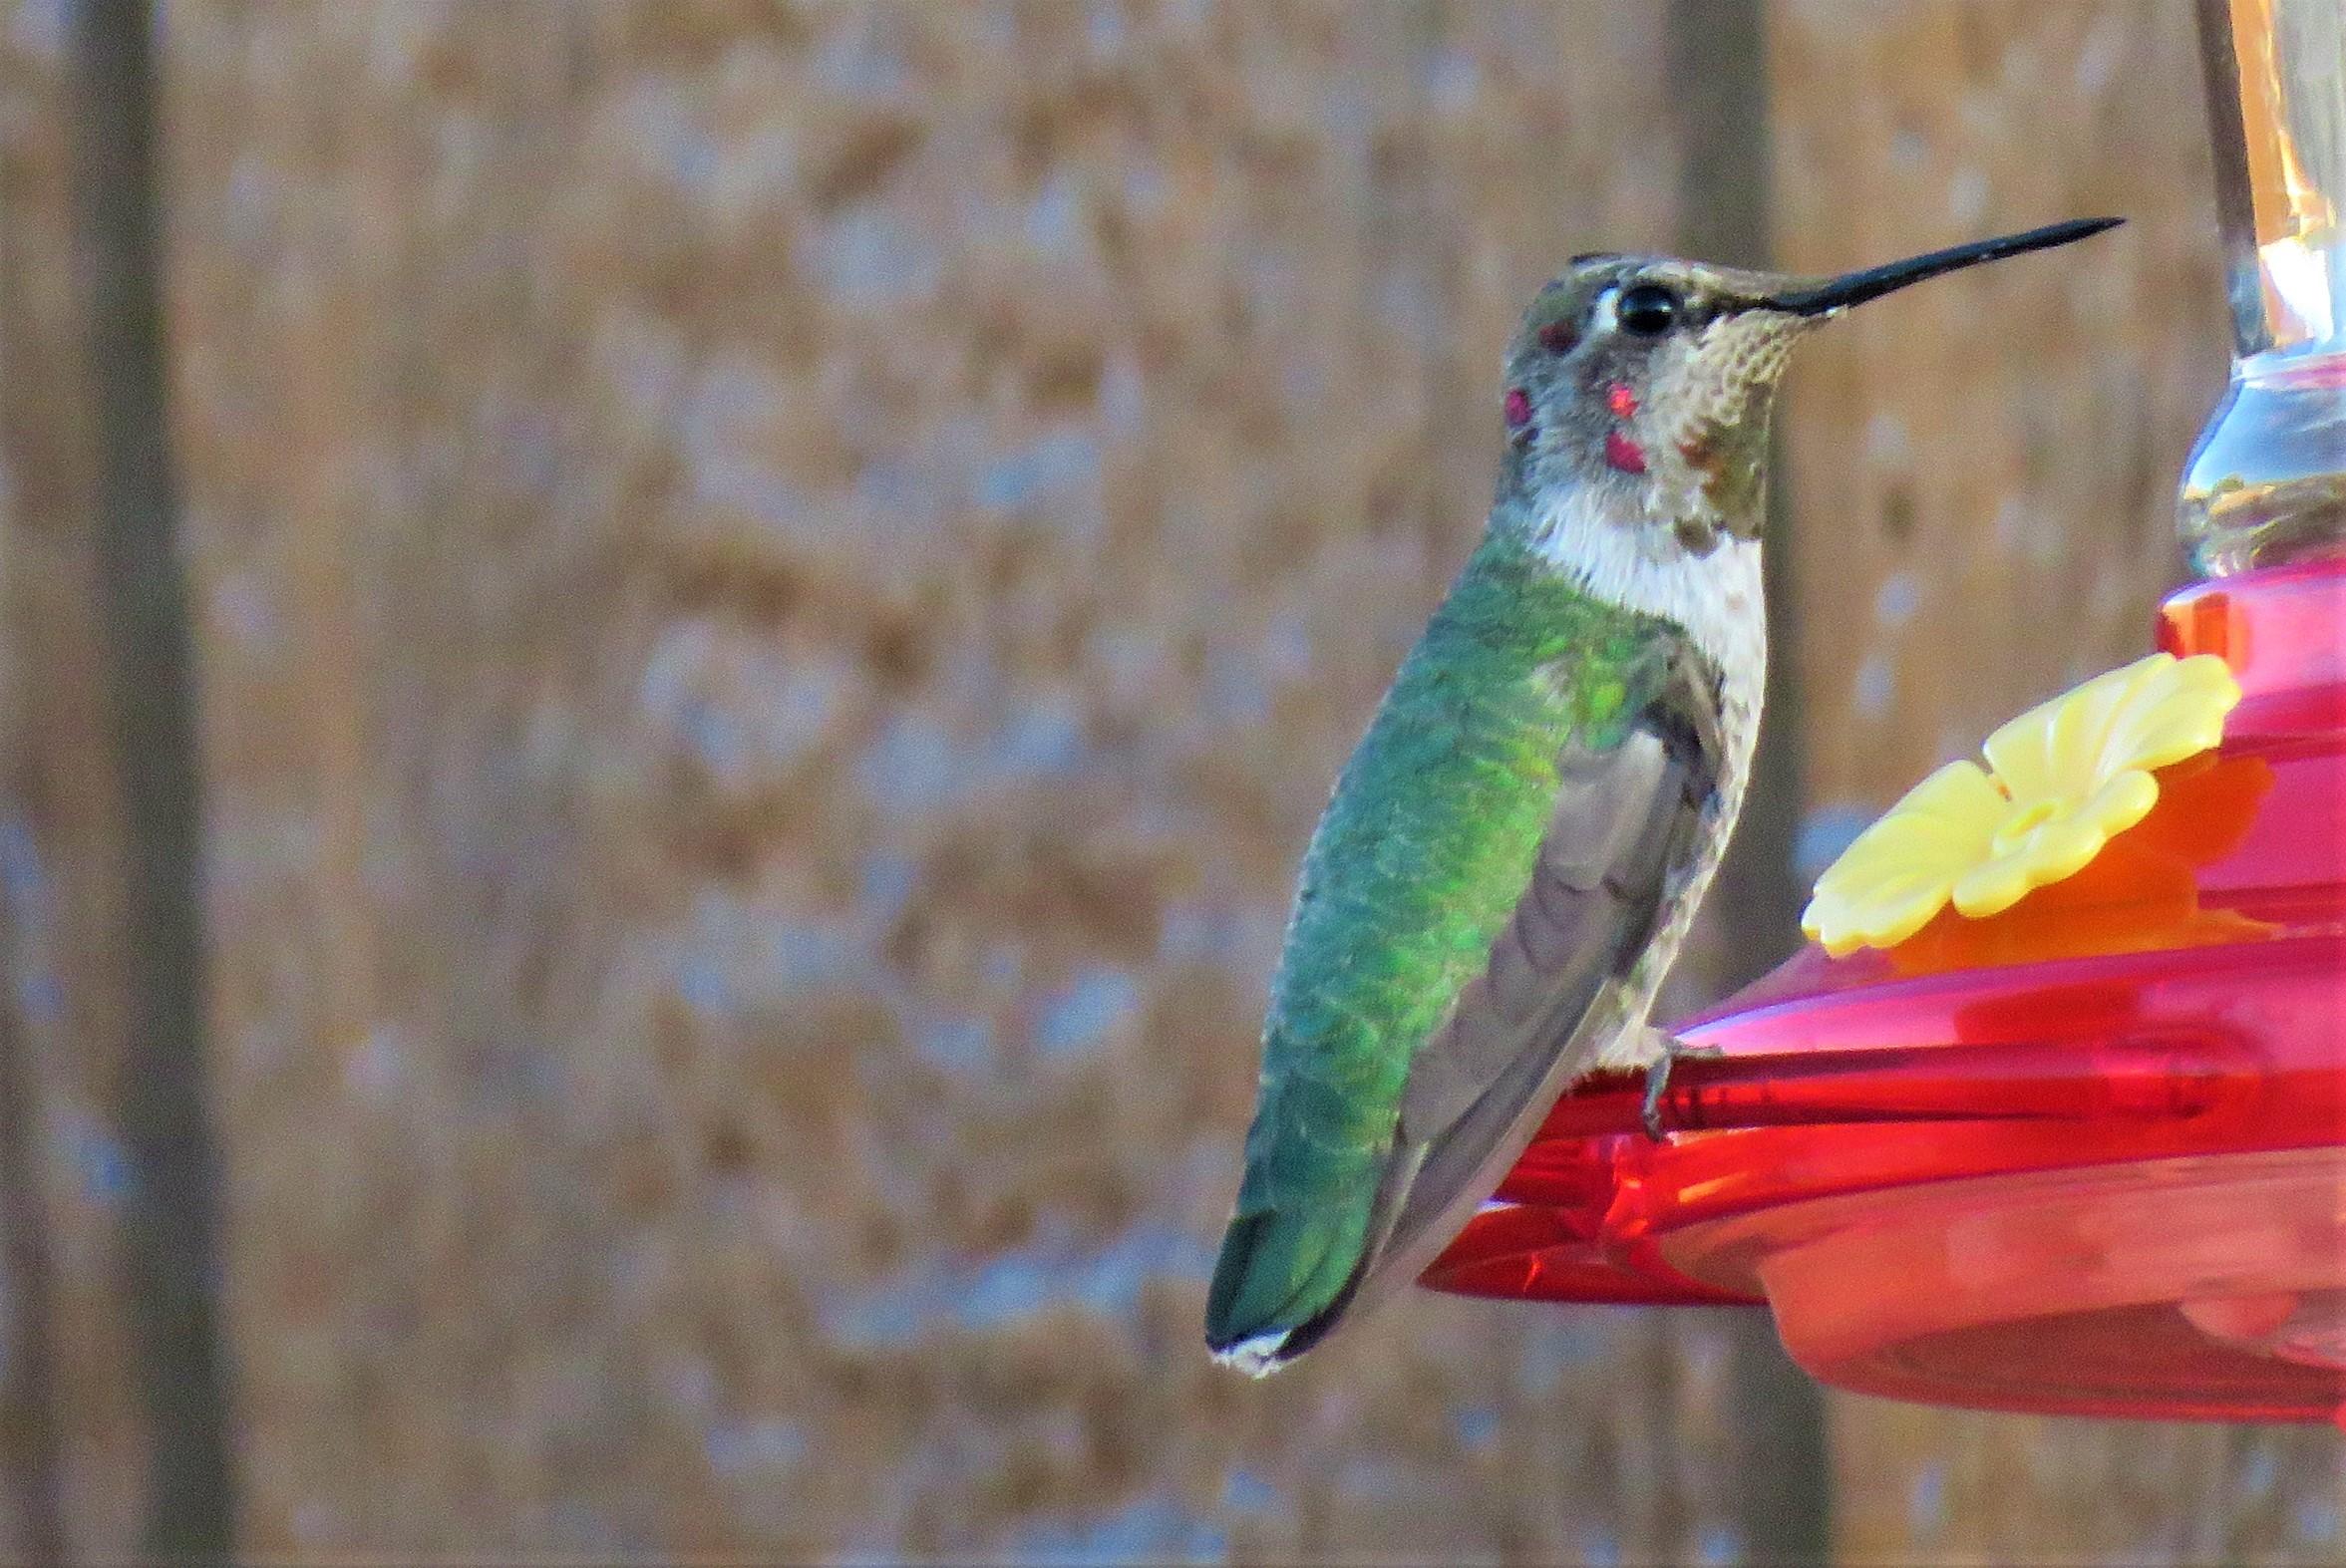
[68,0,238,1555]
[1667,1,1837,1562]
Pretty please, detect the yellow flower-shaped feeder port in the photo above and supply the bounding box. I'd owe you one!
[1802,653,2243,958]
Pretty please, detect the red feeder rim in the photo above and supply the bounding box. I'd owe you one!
[1423,556,2346,1423]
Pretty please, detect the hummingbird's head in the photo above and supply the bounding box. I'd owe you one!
[1499,217,2121,548]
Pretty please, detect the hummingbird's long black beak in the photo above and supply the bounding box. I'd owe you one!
[1765,216,2123,317]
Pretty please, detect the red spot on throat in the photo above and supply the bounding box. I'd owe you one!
[1604,431,1648,475]
[1606,382,1639,419]
[1504,388,1531,430]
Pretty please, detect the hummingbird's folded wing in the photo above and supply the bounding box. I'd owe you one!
[1356,644,1726,1315]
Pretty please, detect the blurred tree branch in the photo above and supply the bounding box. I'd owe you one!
[69,0,237,1555]
[0,913,63,1565]
[1667,0,1836,1562]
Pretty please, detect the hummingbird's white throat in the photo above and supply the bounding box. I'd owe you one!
[1526,481,1767,691]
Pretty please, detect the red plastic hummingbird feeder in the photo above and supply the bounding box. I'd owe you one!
[1424,0,2346,1424]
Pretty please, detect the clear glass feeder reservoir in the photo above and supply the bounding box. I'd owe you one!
[2179,0,2346,574]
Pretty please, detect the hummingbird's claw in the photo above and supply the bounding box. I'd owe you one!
[1640,1036,1724,1141]
[1640,1049,1674,1141]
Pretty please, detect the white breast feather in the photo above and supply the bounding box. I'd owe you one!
[1525,484,1767,731]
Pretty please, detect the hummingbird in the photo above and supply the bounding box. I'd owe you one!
[1205,216,2122,1375]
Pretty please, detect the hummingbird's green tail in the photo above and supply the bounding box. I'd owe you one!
[1203,1191,1377,1375]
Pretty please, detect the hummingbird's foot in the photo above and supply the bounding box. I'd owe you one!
[1640,1035,1725,1141]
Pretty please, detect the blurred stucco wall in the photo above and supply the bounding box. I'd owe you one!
[0,0,2340,1560]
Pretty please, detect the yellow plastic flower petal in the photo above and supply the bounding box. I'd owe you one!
[1803,651,2243,956]
[1982,653,2239,797]
[1949,768,2159,917]
[1801,762,2005,958]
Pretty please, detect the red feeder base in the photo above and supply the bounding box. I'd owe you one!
[1424,557,2346,1423]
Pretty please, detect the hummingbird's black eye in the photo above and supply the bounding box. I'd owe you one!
[1615,283,1681,337]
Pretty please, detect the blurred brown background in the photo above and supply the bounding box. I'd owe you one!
[0,0,2340,1561]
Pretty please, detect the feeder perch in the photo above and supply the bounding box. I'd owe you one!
[1423,0,2346,1424]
